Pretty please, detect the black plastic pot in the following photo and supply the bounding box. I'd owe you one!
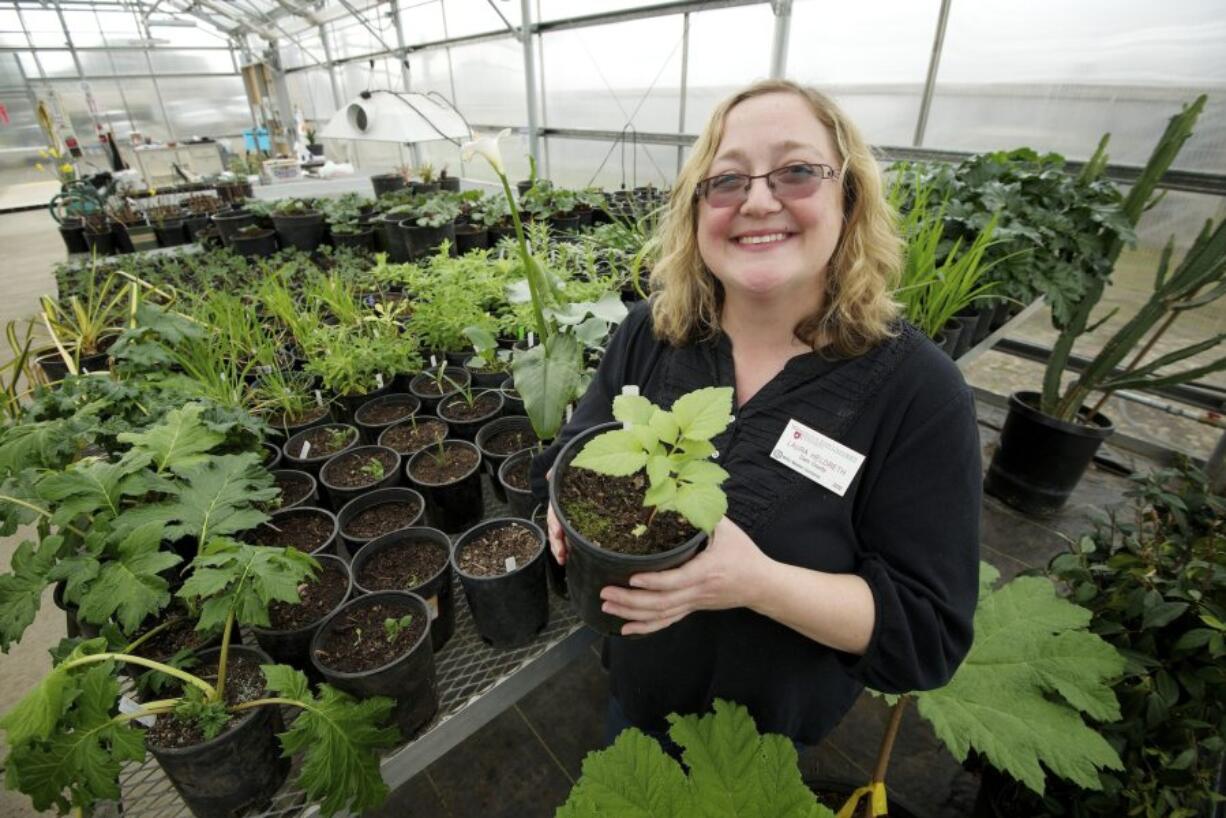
[334,380,393,425]
[550,422,707,637]
[988,299,1012,331]
[499,449,537,519]
[58,218,89,254]
[371,173,406,198]
[318,445,402,510]
[311,591,438,738]
[453,518,549,648]
[436,389,504,441]
[35,349,71,384]
[406,439,485,533]
[399,220,457,260]
[984,391,1115,515]
[251,555,351,682]
[271,469,319,511]
[500,376,525,416]
[351,527,455,651]
[212,210,256,245]
[272,211,326,252]
[147,645,290,818]
[959,304,995,346]
[476,416,538,503]
[332,228,376,251]
[937,321,962,358]
[83,228,114,255]
[261,441,283,470]
[378,213,412,262]
[154,220,188,247]
[950,312,980,359]
[231,229,278,258]
[336,486,425,561]
[531,503,568,598]
[464,362,508,390]
[409,367,470,414]
[264,404,333,442]
[307,143,324,157]
[549,213,581,234]
[378,417,450,459]
[454,224,489,254]
[251,506,339,556]
[53,580,100,639]
[283,423,360,477]
[354,393,421,445]
[439,175,461,192]
[182,214,210,242]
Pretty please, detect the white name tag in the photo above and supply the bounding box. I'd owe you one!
[770,419,865,497]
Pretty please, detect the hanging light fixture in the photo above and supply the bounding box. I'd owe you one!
[319,90,472,145]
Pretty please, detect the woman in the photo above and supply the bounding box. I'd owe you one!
[529,79,981,747]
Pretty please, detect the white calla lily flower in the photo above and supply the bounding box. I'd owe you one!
[461,128,512,176]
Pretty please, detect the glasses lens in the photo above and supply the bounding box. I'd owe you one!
[768,164,822,199]
[705,173,748,208]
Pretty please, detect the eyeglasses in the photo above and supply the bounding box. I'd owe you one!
[694,163,840,209]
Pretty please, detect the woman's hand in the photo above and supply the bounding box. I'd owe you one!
[599,516,773,637]
[546,499,568,565]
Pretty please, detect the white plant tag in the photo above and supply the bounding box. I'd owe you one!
[81,366,90,375]
[527,331,535,347]
[621,384,640,397]
[770,419,865,497]
[118,695,155,727]
[299,440,312,459]
[505,556,518,573]
[314,389,324,407]
[425,595,439,621]
[430,354,438,368]
[566,405,573,422]
[375,373,384,389]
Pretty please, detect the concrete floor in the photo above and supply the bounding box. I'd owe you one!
[0,208,1213,817]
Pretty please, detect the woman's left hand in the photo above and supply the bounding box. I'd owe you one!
[600,516,773,637]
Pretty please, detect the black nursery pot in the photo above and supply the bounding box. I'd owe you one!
[154,220,188,247]
[407,439,485,533]
[399,220,457,260]
[984,391,1115,516]
[35,349,71,384]
[336,486,425,561]
[436,389,505,441]
[260,441,283,471]
[251,555,352,682]
[311,591,439,738]
[282,423,360,478]
[549,422,707,637]
[379,214,412,262]
[318,445,402,510]
[409,367,470,414]
[332,228,376,251]
[58,218,89,254]
[272,211,326,252]
[264,404,333,442]
[182,214,210,242]
[464,362,508,390]
[212,210,256,245]
[531,503,567,599]
[271,469,319,511]
[231,229,278,258]
[454,224,489,253]
[250,506,339,556]
[453,518,549,649]
[937,320,962,358]
[146,646,290,818]
[371,173,407,198]
[84,228,115,255]
[476,416,538,503]
[498,449,537,519]
[354,393,421,445]
[334,380,393,424]
[950,312,980,359]
[351,527,455,651]
[499,376,525,416]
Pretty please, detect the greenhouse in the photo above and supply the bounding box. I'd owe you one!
[1,0,1224,816]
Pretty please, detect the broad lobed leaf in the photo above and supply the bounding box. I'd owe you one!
[572,429,648,477]
[669,387,734,442]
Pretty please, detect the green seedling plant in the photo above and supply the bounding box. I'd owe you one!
[383,614,413,641]
[571,386,734,535]
[463,325,510,373]
[325,427,352,452]
[0,538,400,817]
[359,457,385,482]
[39,262,135,374]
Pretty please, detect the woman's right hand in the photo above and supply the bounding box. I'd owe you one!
[546,501,569,565]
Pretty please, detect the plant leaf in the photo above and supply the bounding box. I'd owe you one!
[512,332,583,442]
[676,460,730,488]
[571,429,648,477]
[647,409,680,447]
[612,394,655,426]
[670,387,734,441]
[116,403,226,474]
[672,483,726,534]
[0,535,66,652]
[76,522,180,633]
[262,664,400,817]
[178,539,317,630]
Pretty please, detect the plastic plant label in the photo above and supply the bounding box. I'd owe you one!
[566,405,573,422]
[621,385,640,397]
[505,556,517,573]
[299,440,312,459]
[430,354,438,368]
[375,373,384,389]
[770,418,865,497]
[314,389,323,407]
[118,695,155,727]
[81,366,90,375]
[527,331,535,348]
[425,595,439,621]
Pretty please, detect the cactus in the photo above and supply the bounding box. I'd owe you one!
[1040,95,1213,421]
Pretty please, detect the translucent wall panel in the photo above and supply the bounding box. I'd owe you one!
[0,51,22,88]
[449,39,525,125]
[160,75,250,136]
[788,0,939,147]
[149,49,236,75]
[340,57,408,99]
[925,0,1226,172]
[398,0,446,46]
[683,4,773,133]
[405,49,453,98]
[33,50,77,78]
[48,79,137,141]
[331,17,387,60]
[145,23,232,48]
[536,0,669,22]
[17,9,65,47]
[542,16,683,133]
[0,90,39,149]
[286,68,336,121]
[440,0,521,38]
[281,31,325,70]
[544,136,675,190]
[82,49,149,76]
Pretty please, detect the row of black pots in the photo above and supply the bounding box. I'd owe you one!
[933,302,1003,360]
[369,174,460,199]
[57,217,207,256]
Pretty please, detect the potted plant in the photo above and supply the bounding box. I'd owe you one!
[398,194,460,259]
[408,364,472,414]
[986,97,1226,514]
[317,444,401,509]
[305,127,324,157]
[378,415,450,459]
[476,415,537,503]
[549,386,733,636]
[349,527,455,650]
[212,207,257,246]
[335,486,425,560]
[371,167,407,198]
[108,199,155,253]
[82,212,115,255]
[149,202,188,247]
[230,223,278,258]
[353,393,421,444]
[37,266,131,379]
[414,162,439,193]
[269,468,320,511]
[452,517,549,648]
[283,422,361,477]
[251,552,352,681]
[245,505,340,555]
[406,438,485,533]
[0,538,400,818]
[436,385,504,441]
[251,367,333,439]
[271,198,326,252]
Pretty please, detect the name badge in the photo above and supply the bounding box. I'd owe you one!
[770,419,865,497]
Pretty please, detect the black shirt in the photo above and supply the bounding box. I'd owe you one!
[530,301,981,744]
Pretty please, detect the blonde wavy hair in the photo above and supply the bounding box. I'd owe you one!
[650,79,902,357]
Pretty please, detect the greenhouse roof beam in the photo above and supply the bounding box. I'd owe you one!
[535,0,766,34]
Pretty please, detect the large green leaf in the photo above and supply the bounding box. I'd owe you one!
[914,571,1125,795]
[76,522,180,633]
[669,483,726,535]
[571,429,647,477]
[557,699,832,818]
[512,332,583,442]
[37,457,148,527]
[262,664,399,817]
[0,534,66,652]
[670,388,734,442]
[117,403,226,475]
[0,638,108,746]
[178,539,317,630]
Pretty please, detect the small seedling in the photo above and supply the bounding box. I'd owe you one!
[571,386,734,534]
[353,626,364,646]
[326,428,350,450]
[383,614,414,641]
[359,457,386,481]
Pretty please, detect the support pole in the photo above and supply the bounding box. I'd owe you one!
[769,0,792,80]
[913,0,953,147]
[519,0,541,168]
[319,24,343,111]
[676,11,690,176]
